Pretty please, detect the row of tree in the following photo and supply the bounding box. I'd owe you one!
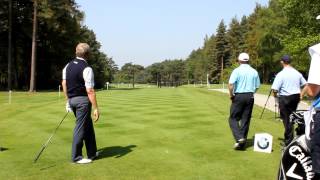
[1,0,320,90]
[115,0,320,87]
[0,0,118,90]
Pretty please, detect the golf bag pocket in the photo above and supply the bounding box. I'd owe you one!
[278,135,314,180]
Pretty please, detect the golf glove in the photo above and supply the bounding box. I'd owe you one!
[66,102,73,112]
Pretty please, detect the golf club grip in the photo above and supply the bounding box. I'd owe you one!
[52,112,69,135]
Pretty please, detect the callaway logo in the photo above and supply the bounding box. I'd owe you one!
[257,137,269,149]
[288,145,314,180]
[286,163,303,179]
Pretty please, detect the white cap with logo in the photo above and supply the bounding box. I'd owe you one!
[238,53,249,61]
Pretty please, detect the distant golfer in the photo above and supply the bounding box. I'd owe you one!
[228,52,260,150]
[62,43,100,164]
[271,55,306,146]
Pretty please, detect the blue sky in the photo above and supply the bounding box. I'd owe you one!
[76,0,269,67]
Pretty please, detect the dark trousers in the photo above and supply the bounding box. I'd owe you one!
[279,94,300,145]
[69,96,97,162]
[312,112,320,174]
[229,93,254,141]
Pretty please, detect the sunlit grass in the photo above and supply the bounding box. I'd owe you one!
[0,87,282,179]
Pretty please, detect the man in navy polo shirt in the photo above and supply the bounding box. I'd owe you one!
[62,43,100,164]
[271,55,306,146]
[228,52,260,150]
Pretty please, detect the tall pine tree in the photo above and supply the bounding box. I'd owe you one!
[214,20,229,83]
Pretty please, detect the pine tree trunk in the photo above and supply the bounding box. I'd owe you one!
[132,70,135,88]
[221,56,224,83]
[7,0,12,91]
[29,0,37,92]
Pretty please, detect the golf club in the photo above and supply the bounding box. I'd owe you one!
[33,112,69,163]
[260,89,273,119]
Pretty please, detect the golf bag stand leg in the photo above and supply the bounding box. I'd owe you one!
[260,89,273,119]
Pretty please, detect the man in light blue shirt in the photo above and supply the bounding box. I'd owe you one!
[228,52,260,150]
[271,55,306,146]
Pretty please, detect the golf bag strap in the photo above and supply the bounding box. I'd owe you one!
[304,107,316,140]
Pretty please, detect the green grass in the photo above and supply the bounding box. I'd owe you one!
[0,87,283,179]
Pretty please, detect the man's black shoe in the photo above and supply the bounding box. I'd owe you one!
[234,138,246,150]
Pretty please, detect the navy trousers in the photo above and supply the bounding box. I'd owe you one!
[69,96,97,162]
[278,94,300,145]
[229,93,254,142]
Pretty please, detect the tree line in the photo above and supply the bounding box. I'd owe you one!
[0,0,117,90]
[115,0,320,87]
[1,0,320,90]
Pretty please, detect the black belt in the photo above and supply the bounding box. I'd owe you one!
[235,92,253,95]
[279,94,300,97]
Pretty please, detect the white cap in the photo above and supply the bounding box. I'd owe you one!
[309,43,320,57]
[316,15,320,20]
[308,43,320,85]
[238,52,249,61]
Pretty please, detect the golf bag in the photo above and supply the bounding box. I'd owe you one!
[277,110,315,180]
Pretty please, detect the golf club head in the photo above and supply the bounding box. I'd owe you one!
[317,15,320,20]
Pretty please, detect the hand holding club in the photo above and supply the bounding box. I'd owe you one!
[65,102,73,112]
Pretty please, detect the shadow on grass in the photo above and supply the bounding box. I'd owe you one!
[108,88,143,91]
[244,138,254,149]
[97,145,137,159]
[0,147,8,151]
[40,165,56,171]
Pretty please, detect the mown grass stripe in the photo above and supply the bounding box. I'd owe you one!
[0,88,283,179]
